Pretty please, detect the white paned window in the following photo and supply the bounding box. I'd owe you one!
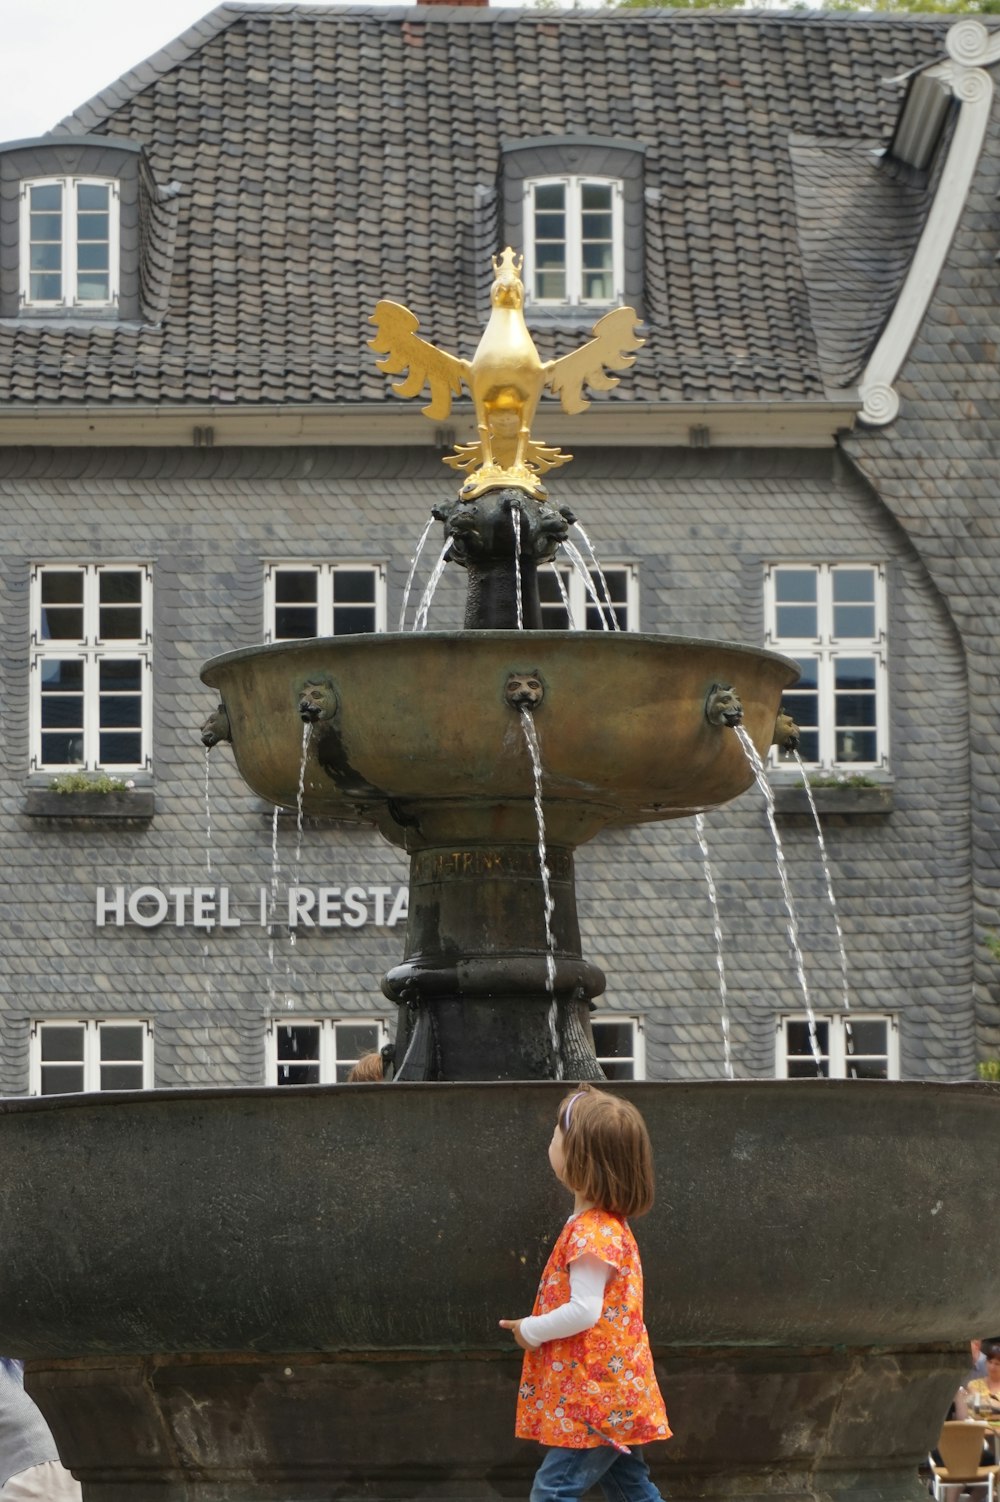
[538,563,638,631]
[524,177,624,306]
[264,564,387,642]
[591,1014,645,1080]
[764,564,888,769]
[30,564,152,771]
[776,1014,899,1080]
[19,177,120,308]
[266,1017,390,1086]
[30,1019,153,1095]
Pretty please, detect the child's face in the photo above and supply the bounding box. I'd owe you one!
[548,1122,568,1186]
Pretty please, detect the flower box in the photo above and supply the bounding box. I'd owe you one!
[24,789,156,821]
[771,784,893,818]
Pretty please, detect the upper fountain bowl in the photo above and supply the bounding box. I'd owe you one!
[201,632,798,847]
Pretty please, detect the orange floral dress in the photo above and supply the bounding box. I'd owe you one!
[515,1208,671,1453]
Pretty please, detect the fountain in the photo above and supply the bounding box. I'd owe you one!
[1,250,996,1502]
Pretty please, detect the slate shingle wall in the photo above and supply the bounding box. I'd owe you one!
[844,84,1000,1064]
[0,445,971,1089]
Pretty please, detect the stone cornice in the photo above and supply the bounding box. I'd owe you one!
[0,399,860,450]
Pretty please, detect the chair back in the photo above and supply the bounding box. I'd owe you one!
[938,1421,992,1477]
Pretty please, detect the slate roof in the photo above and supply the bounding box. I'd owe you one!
[0,6,954,409]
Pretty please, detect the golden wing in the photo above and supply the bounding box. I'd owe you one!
[544,307,645,416]
[368,301,470,420]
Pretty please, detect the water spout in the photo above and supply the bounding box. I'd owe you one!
[200,702,231,748]
[706,684,743,728]
[505,672,544,710]
[298,679,338,725]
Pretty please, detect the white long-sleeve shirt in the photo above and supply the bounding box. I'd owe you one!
[518,1250,613,1349]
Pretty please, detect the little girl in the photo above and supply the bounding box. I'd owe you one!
[499,1085,671,1502]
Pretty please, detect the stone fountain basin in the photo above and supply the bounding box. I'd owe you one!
[201,633,798,834]
[1,1080,996,1358]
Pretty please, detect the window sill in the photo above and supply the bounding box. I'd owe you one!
[24,789,156,821]
[769,782,894,818]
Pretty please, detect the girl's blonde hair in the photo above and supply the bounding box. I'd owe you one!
[346,1051,384,1083]
[557,1084,655,1218]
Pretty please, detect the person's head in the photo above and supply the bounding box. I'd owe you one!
[346,1051,384,1083]
[983,1339,1000,1368]
[548,1084,655,1219]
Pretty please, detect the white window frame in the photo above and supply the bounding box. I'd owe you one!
[540,562,639,631]
[29,1019,154,1095]
[591,1012,646,1080]
[763,563,889,770]
[523,175,624,308]
[263,562,388,642]
[775,1013,899,1080]
[265,1016,390,1086]
[19,176,120,309]
[29,563,153,773]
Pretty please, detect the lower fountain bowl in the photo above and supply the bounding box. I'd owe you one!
[2,1081,997,1500]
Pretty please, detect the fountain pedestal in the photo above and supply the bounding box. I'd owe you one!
[383,839,605,1079]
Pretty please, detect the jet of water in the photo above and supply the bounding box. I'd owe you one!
[549,561,573,620]
[520,707,562,1080]
[694,813,735,1080]
[792,751,854,1055]
[571,522,621,631]
[399,515,436,631]
[413,542,451,632]
[511,501,524,631]
[733,724,824,1072]
[560,538,614,631]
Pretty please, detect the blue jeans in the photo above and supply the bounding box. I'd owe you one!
[530,1444,664,1502]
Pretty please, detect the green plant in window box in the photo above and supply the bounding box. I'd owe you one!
[807,773,880,790]
[976,1060,1000,1082]
[48,772,136,795]
[984,932,1000,963]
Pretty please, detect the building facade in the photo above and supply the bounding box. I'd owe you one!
[0,3,997,1092]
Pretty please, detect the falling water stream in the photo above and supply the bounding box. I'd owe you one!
[571,522,620,631]
[413,542,451,632]
[733,725,824,1071]
[288,723,312,956]
[201,750,215,1071]
[520,708,562,1079]
[694,813,734,1080]
[267,806,283,1009]
[399,516,436,632]
[793,752,853,1047]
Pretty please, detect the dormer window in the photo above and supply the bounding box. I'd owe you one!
[501,138,645,316]
[525,177,623,307]
[19,177,119,309]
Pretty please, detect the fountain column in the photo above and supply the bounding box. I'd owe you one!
[379,487,606,1081]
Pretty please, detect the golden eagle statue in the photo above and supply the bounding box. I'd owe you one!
[368,247,644,500]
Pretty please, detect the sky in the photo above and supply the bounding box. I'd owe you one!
[0,1,230,140]
[1,0,480,142]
